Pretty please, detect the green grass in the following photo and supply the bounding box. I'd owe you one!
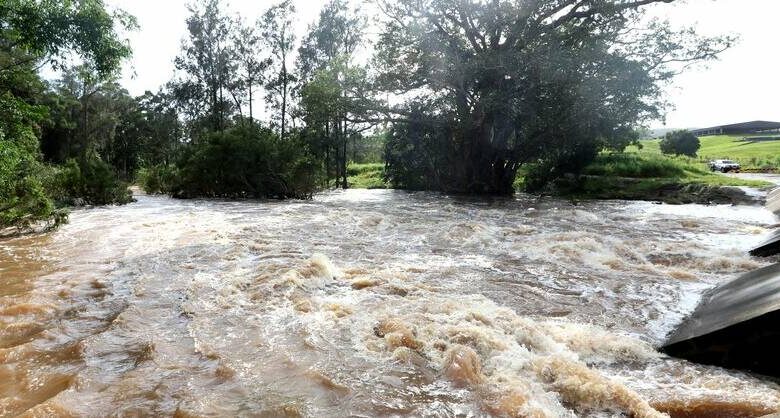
[563,153,772,203]
[583,153,769,187]
[632,134,780,170]
[346,163,389,189]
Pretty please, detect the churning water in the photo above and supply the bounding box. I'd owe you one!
[1,190,778,417]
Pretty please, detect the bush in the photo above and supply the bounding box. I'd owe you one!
[660,130,700,157]
[165,125,322,199]
[56,158,133,205]
[137,165,178,195]
[347,163,387,189]
[583,153,694,178]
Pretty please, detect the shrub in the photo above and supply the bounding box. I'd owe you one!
[57,158,133,205]
[166,125,322,199]
[137,165,177,195]
[660,130,700,157]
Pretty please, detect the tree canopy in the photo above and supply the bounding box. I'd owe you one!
[0,0,135,230]
[375,0,732,194]
[660,129,700,157]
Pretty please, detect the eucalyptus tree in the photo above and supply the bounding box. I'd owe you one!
[0,0,135,77]
[376,0,734,194]
[297,0,369,187]
[259,0,297,141]
[231,19,268,125]
[172,0,236,135]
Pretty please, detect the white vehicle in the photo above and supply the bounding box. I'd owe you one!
[709,159,741,173]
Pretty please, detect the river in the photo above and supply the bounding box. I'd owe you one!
[1,189,778,417]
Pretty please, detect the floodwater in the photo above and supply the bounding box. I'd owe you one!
[1,189,779,417]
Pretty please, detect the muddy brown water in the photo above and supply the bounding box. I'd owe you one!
[1,190,779,417]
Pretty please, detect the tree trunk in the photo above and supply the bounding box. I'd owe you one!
[341,118,348,189]
[325,121,331,187]
[248,82,253,126]
[281,60,287,140]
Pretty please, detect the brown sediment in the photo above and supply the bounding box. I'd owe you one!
[533,356,665,418]
[0,321,46,348]
[480,388,549,418]
[668,270,698,281]
[323,303,353,318]
[172,406,204,418]
[0,373,74,417]
[652,399,778,418]
[214,363,235,380]
[16,402,77,418]
[375,318,422,350]
[304,369,351,396]
[447,326,508,352]
[351,277,380,289]
[442,345,484,387]
[0,303,55,317]
[290,293,313,313]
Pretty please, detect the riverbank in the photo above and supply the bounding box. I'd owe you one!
[347,155,773,204]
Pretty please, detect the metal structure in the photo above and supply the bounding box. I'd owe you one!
[691,120,780,137]
[662,186,780,377]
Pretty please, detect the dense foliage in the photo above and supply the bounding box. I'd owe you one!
[0,0,133,231]
[1,0,735,232]
[162,126,321,199]
[660,130,701,157]
[375,0,732,194]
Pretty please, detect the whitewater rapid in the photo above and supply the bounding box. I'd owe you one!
[0,190,778,417]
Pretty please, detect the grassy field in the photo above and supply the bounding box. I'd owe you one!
[633,135,780,170]
[561,153,772,203]
[346,163,388,189]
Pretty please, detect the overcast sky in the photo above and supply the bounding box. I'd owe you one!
[107,0,780,129]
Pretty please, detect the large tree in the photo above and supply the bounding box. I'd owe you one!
[297,0,370,188]
[260,0,297,141]
[376,0,733,194]
[172,0,236,135]
[0,0,133,228]
[231,18,268,125]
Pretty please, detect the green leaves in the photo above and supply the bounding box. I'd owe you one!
[660,130,700,158]
[0,0,135,230]
[375,0,732,194]
[0,0,133,77]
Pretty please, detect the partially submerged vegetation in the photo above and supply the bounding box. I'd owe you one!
[553,153,771,204]
[347,163,388,189]
[350,153,771,205]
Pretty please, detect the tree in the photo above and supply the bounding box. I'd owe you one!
[0,0,134,228]
[375,0,733,194]
[297,0,370,188]
[0,0,135,77]
[231,19,269,125]
[660,130,700,157]
[260,0,297,141]
[134,91,183,168]
[42,66,133,163]
[172,0,236,135]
